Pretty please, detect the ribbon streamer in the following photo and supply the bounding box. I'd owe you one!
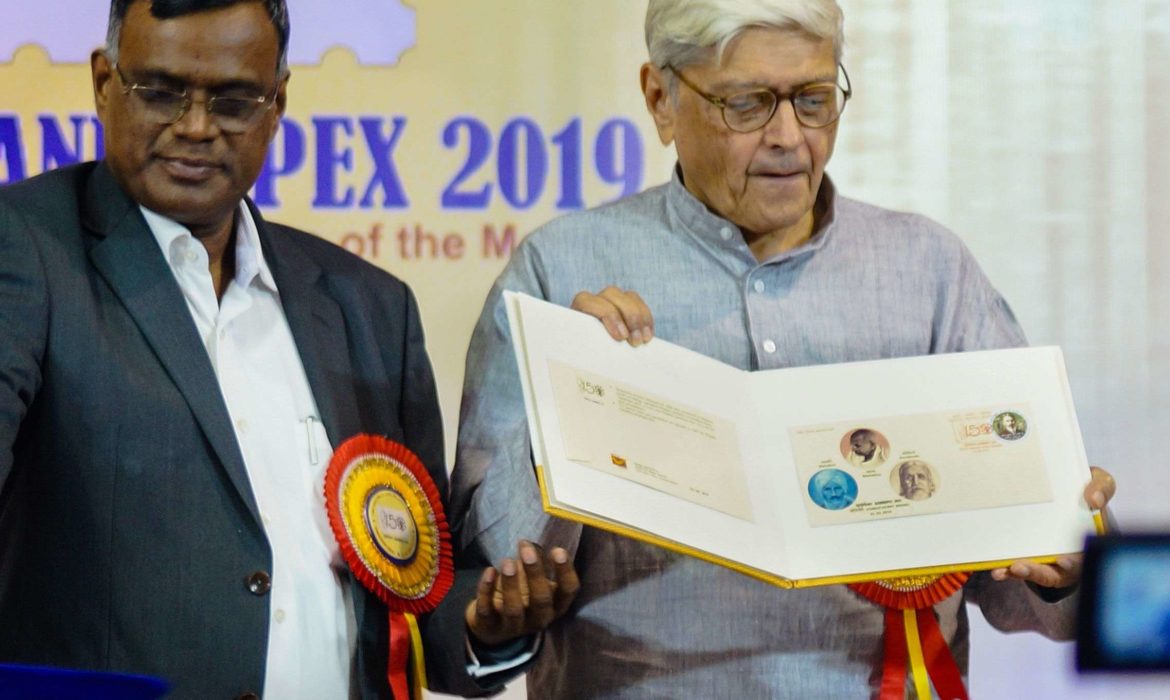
[879,608,908,699]
[904,609,932,699]
[916,608,967,700]
[388,611,411,700]
[387,611,428,700]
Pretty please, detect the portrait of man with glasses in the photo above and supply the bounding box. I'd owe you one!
[451,0,1116,697]
[0,1,574,697]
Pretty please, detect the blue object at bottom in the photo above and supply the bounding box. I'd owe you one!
[0,664,169,699]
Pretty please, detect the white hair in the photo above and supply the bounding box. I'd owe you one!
[646,0,844,76]
[811,469,847,492]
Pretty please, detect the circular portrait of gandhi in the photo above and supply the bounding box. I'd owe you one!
[808,468,859,511]
[992,411,1027,441]
[890,459,939,502]
[840,428,889,468]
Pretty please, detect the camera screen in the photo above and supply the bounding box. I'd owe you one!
[1077,534,1170,672]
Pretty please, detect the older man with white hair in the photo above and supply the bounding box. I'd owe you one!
[451,0,1116,696]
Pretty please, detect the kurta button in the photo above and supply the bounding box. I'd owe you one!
[246,570,271,596]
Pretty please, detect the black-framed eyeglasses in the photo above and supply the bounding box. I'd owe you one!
[113,63,278,134]
[666,64,852,132]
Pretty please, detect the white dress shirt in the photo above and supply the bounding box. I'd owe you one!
[142,203,354,699]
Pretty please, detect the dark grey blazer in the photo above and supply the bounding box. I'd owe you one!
[0,162,490,699]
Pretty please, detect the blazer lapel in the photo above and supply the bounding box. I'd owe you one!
[252,205,362,448]
[83,164,263,525]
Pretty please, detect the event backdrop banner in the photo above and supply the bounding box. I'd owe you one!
[0,0,672,456]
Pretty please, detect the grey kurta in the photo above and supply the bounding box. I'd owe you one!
[451,173,1075,698]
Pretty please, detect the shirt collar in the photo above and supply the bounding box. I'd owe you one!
[140,201,278,293]
[665,164,839,262]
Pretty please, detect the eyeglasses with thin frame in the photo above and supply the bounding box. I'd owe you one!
[113,63,278,134]
[666,64,852,132]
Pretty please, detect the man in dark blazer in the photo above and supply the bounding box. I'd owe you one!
[0,1,576,697]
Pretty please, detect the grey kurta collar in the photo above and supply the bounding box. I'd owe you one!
[664,164,840,265]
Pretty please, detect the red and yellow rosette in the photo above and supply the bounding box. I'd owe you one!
[325,435,454,700]
[850,573,970,700]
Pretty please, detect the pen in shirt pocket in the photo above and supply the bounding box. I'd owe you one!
[304,415,320,465]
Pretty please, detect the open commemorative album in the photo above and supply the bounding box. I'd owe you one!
[505,291,1103,587]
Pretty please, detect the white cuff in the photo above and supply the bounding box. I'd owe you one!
[464,632,542,679]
